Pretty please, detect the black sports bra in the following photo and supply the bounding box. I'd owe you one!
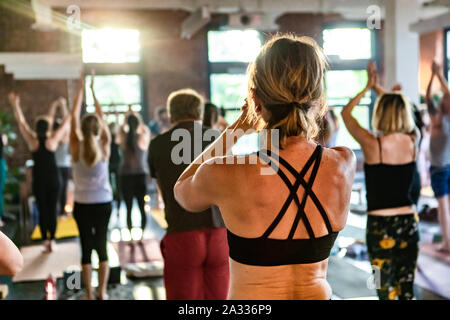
[227,144,339,266]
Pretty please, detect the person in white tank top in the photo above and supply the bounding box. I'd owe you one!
[69,72,112,300]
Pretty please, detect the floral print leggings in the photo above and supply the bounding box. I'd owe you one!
[366,213,420,300]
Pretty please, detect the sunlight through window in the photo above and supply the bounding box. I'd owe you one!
[208,30,262,62]
[82,29,140,63]
[323,28,371,60]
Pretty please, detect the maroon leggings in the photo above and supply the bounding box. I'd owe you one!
[160,228,230,300]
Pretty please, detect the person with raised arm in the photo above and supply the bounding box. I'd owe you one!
[52,97,73,218]
[341,62,420,300]
[70,73,113,300]
[8,93,71,253]
[367,62,423,207]
[174,35,356,300]
[426,61,450,253]
[117,105,150,241]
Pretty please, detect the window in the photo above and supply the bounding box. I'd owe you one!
[82,29,140,63]
[82,28,144,123]
[322,25,375,150]
[323,28,372,60]
[210,73,249,124]
[85,74,142,123]
[208,30,262,63]
[208,30,262,123]
[208,30,263,155]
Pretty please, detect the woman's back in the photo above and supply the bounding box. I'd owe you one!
[32,137,58,180]
[55,142,72,168]
[363,133,418,212]
[73,158,112,204]
[120,137,149,175]
[216,139,354,299]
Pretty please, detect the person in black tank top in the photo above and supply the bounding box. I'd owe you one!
[341,62,420,300]
[32,135,61,243]
[9,92,71,253]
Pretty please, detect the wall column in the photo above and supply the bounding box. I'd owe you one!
[384,0,420,104]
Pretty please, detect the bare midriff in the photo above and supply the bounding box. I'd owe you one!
[367,205,416,217]
[227,258,332,300]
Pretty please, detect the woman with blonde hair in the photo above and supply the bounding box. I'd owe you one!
[9,93,71,253]
[70,74,113,300]
[341,63,420,300]
[174,34,356,300]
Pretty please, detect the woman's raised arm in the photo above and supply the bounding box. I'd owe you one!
[341,68,376,147]
[70,73,85,159]
[8,92,36,149]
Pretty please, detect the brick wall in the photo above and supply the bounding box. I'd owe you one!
[3,80,69,168]
[0,6,390,167]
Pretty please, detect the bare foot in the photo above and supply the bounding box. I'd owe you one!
[436,243,450,253]
[97,292,109,300]
[85,290,95,300]
[42,240,51,253]
[49,240,57,252]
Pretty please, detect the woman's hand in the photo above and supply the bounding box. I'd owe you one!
[365,61,378,90]
[8,92,20,108]
[432,61,440,75]
[230,102,257,133]
[90,69,95,90]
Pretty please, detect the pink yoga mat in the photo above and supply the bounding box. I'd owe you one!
[112,239,163,267]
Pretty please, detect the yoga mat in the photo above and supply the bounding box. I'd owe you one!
[415,254,450,299]
[31,216,79,240]
[327,256,377,299]
[111,239,163,267]
[13,241,80,283]
[420,243,450,264]
[150,209,168,229]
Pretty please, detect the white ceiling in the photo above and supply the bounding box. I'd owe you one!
[40,0,448,20]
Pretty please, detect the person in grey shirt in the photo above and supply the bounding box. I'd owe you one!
[52,97,72,217]
[426,61,450,253]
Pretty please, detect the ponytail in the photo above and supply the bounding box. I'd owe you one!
[80,114,101,167]
[126,114,140,154]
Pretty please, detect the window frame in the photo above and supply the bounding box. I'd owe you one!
[206,28,265,116]
[82,29,147,123]
[321,21,380,151]
[444,28,450,81]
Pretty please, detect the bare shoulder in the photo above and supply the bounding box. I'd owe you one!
[323,146,357,178]
[328,146,356,165]
[196,154,257,188]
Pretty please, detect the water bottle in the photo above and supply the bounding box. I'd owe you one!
[45,273,57,300]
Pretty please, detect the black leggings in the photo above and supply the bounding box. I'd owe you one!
[73,202,112,265]
[120,174,147,231]
[58,167,71,215]
[33,179,60,241]
[109,167,121,206]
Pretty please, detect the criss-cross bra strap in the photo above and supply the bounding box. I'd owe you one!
[257,145,323,239]
[264,147,333,234]
[287,146,322,239]
[258,152,311,238]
